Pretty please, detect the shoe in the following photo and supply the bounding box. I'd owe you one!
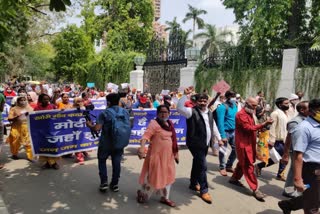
[41,162,51,169]
[189,184,200,192]
[278,200,291,214]
[110,184,119,192]
[229,179,245,187]
[200,193,212,204]
[79,161,84,165]
[282,191,297,199]
[0,164,4,169]
[276,175,286,181]
[226,167,234,173]
[27,158,35,163]
[253,190,266,202]
[219,169,227,176]
[160,197,176,207]
[255,164,261,177]
[11,155,19,160]
[52,163,60,170]
[99,183,109,192]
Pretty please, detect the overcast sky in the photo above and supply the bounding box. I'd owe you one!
[159,0,236,31]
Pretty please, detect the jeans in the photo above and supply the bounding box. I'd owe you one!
[189,146,209,195]
[219,130,236,170]
[257,140,287,177]
[98,148,124,185]
[285,152,294,188]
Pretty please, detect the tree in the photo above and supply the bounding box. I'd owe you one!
[165,17,181,31]
[94,0,154,52]
[195,24,233,57]
[182,4,207,46]
[51,25,94,83]
[222,0,320,49]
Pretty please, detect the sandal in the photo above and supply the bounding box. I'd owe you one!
[160,197,176,207]
[229,179,245,187]
[253,190,266,202]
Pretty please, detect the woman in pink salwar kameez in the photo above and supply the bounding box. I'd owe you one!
[137,105,179,207]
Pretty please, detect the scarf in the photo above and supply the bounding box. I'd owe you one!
[155,118,178,155]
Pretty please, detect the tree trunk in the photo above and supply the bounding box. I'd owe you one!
[192,19,195,47]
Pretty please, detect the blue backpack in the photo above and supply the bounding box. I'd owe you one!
[105,107,131,149]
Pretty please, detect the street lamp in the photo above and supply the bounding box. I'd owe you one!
[134,55,145,70]
[185,47,200,61]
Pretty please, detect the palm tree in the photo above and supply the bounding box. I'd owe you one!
[165,17,180,32]
[195,24,234,58]
[311,35,320,50]
[182,4,207,46]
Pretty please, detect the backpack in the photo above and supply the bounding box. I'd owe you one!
[105,107,131,149]
[212,103,229,123]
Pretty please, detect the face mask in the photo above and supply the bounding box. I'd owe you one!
[160,117,169,122]
[159,96,163,100]
[230,98,237,102]
[313,111,320,122]
[244,103,255,114]
[281,105,290,111]
[7,90,12,93]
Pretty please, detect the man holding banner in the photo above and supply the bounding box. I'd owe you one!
[0,90,5,169]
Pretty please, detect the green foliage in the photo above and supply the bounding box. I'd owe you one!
[51,25,94,82]
[195,65,281,104]
[86,51,139,90]
[24,42,55,80]
[94,0,154,52]
[222,0,320,50]
[295,67,320,99]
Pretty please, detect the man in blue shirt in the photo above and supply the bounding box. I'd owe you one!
[216,90,238,176]
[86,93,130,193]
[278,98,320,214]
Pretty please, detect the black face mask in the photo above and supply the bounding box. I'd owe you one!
[280,105,289,111]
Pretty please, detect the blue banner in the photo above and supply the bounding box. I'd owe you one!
[2,97,14,124]
[28,109,99,157]
[129,109,186,146]
[28,108,187,157]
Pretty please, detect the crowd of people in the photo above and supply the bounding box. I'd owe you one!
[0,80,319,213]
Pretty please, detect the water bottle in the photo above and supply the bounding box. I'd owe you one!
[304,184,310,190]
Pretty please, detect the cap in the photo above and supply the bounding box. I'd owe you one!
[289,93,299,101]
[236,94,241,98]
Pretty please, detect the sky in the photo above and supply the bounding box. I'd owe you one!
[159,0,236,31]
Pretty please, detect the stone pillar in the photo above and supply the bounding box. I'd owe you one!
[130,66,144,91]
[276,49,299,98]
[180,60,198,87]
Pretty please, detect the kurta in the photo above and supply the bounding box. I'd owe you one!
[139,120,176,190]
[232,108,264,191]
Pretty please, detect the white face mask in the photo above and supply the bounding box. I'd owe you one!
[230,98,237,102]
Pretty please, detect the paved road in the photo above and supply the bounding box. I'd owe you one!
[0,145,303,214]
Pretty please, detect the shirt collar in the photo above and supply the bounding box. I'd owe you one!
[307,116,320,127]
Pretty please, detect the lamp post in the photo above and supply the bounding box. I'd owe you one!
[185,47,200,67]
[134,55,145,70]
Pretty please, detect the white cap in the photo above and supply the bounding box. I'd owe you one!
[236,94,241,98]
[289,93,299,101]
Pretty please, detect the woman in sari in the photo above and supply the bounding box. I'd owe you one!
[137,105,179,207]
[6,93,34,161]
